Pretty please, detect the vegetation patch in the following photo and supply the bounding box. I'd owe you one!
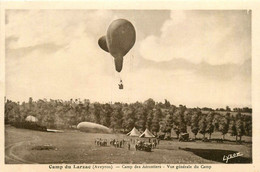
[32,144,57,151]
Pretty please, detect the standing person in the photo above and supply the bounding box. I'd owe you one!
[122,139,125,146]
[128,142,130,150]
[120,140,122,148]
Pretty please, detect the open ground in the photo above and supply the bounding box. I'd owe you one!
[5,125,252,164]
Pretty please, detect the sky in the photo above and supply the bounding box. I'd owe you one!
[5,10,251,108]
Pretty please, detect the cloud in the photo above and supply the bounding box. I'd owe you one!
[5,10,251,108]
[6,10,115,49]
[6,36,116,102]
[139,10,251,65]
[125,67,251,108]
[6,10,119,101]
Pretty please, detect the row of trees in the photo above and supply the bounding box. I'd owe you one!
[201,106,252,113]
[5,98,252,141]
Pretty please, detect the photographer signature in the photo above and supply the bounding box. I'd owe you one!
[223,152,243,163]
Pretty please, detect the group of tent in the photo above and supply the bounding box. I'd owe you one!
[126,127,155,138]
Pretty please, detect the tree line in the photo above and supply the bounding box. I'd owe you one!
[5,98,252,141]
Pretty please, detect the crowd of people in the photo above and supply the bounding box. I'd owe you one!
[110,139,127,148]
[94,137,160,151]
[94,138,108,146]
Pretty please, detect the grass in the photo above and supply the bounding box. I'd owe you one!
[5,125,252,164]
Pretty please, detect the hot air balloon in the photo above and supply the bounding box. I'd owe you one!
[98,19,136,72]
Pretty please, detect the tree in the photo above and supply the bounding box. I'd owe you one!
[161,112,174,137]
[77,99,90,122]
[145,111,153,130]
[43,111,56,128]
[173,126,180,139]
[171,106,187,138]
[242,107,252,113]
[101,103,112,127]
[93,103,102,124]
[164,99,171,108]
[243,115,252,136]
[29,97,33,110]
[199,115,207,139]
[206,113,214,139]
[144,98,155,110]
[235,113,245,142]
[219,113,230,140]
[229,116,237,141]
[177,108,187,133]
[184,110,192,126]
[212,113,221,131]
[110,103,123,130]
[5,101,16,124]
[172,110,180,138]
[191,111,200,139]
[135,105,147,131]
[226,106,231,112]
[151,108,162,135]
[122,105,135,131]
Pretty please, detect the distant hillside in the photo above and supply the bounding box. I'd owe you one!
[201,110,251,116]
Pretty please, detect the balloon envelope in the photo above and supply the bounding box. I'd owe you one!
[98,36,109,53]
[98,19,136,72]
[25,115,38,123]
[106,19,136,58]
[77,122,112,133]
[114,56,123,72]
[106,19,136,72]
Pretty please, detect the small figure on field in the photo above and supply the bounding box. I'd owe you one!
[128,143,130,150]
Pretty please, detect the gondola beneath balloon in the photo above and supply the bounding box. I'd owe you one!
[118,80,123,90]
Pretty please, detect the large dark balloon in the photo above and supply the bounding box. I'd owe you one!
[106,19,136,59]
[98,36,109,52]
[98,19,136,72]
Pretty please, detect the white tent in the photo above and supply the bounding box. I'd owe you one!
[139,128,155,138]
[25,115,38,123]
[126,127,141,137]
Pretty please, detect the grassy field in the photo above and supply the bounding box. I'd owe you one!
[5,125,252,164]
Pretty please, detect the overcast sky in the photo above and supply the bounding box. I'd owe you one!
[5,10,251,108]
